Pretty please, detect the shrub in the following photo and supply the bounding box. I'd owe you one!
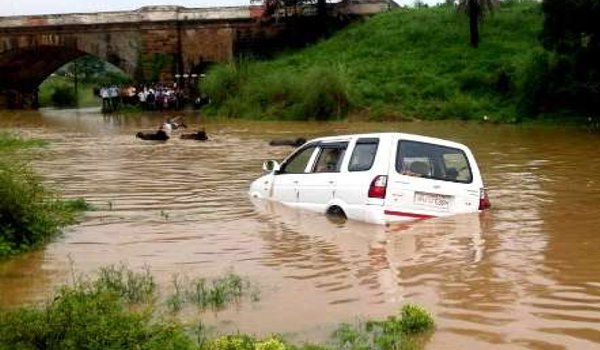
[0,272,195,350]
[166,273,256,312]
[334,304,435,350]
[50,84,77,107]
[0,263,435,350]
[0,134,87,258]
[516,49,551,118]
[205,335,256,350]
[202,61,251,105]
[95,264,156,304]
[293,66,351,120]
[399,304,435,334]
[0,160,81,257]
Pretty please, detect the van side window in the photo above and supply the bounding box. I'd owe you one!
[313,143,347,173]
[396,141,473,183]
[280,146,317,174]
[348,138,379,172]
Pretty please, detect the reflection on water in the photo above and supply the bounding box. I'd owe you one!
[1,108,600,349]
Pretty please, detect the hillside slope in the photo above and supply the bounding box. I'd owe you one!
[202,1,543,122]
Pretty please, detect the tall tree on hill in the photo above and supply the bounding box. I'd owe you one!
[538,0,600,115]
[458,0,498,48]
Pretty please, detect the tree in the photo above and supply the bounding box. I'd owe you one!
[538,0,600,115]
[254,0,328,20]
[458,0,498,48]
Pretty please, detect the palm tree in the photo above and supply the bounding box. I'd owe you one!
[458,0,498,48]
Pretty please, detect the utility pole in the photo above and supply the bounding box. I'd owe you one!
[73,59,79,107]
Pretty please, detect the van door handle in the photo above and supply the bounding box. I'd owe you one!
[328,180,335,184]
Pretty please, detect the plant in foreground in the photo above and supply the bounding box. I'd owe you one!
[0,265,434,350]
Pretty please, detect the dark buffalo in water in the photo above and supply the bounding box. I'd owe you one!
[136,131,169,141]
[269,138,306,147]
[180,130,208,141]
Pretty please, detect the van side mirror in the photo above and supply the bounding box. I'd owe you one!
[262,160,280,173]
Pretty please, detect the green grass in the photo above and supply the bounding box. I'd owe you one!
[166,272,258,312]
[201,1,543,122]
[0,265,434,350]
[0,265,194,350]
[0,132,47,151]
[38,75,100,108]
[0,133,89,258]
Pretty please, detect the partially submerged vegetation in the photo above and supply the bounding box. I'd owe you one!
[0,133,89,258]
[166,272,258,312]
[0,265,434,349]
[201,1,550,122]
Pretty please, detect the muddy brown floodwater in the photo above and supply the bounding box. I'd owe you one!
[1,108,600,349]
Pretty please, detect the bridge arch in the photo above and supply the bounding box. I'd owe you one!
[0,28,139,108]
[1,46,131,89]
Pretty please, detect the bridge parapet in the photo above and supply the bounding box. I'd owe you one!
[0,6,257,30]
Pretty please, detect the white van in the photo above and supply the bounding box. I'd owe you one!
[249,132,490,224]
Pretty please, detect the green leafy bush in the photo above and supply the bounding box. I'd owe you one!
[0,270,195,350]
[399,304,435,334]
[334,304,435,350]
[201,62,350,120]
[0,134,88,258]
[50,84,77,107]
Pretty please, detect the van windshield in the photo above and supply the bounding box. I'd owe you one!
[396,141,473,183]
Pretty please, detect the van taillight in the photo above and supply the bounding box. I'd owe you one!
[479,188,491,210]
[368,175,388,199]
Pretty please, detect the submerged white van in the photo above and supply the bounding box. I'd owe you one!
[249,132,490,224]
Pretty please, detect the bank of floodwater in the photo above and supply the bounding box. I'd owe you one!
[200,2,546,123]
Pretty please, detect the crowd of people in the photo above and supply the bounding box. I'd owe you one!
[97,83,209,113]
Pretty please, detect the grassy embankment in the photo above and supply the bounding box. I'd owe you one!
[0,133,89,258]
[0,265,434,349]
[201,1,543,122]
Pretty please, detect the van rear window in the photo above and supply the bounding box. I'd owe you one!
[396,141,472,183]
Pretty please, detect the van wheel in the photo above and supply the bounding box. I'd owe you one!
[326,206,347,222]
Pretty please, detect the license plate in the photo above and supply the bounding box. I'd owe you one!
[414,192,453,211]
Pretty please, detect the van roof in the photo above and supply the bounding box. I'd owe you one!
[309,132,470,150]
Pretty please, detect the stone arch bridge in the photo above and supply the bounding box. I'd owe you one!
[0,2,393,109]
[0,5,278,108]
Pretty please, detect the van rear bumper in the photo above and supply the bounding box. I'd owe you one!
[362,205,386,225]
[362,206,445,225]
